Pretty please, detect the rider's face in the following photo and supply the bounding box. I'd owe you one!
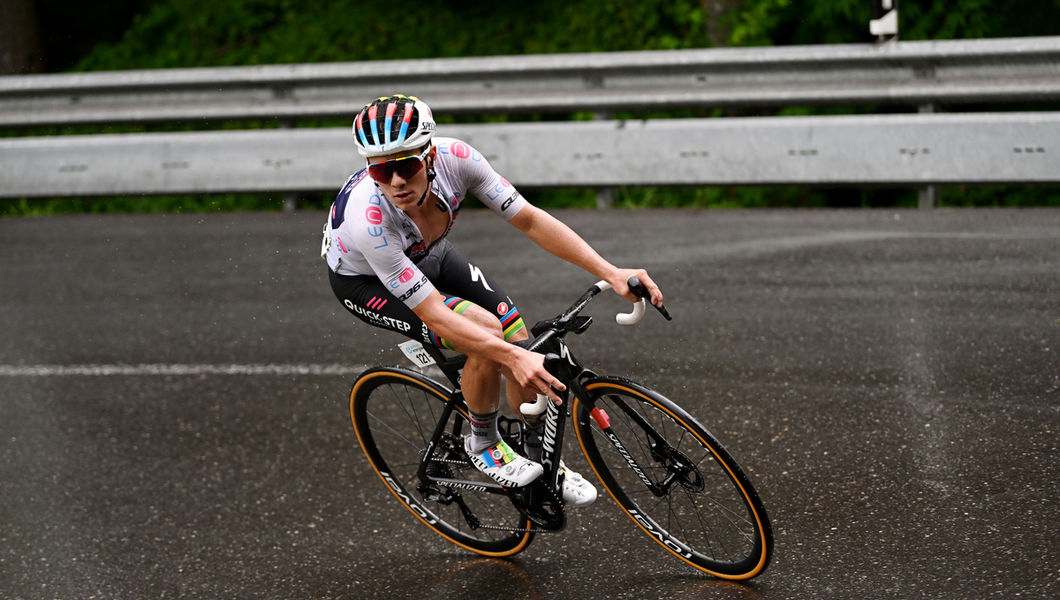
[368,146,435,209]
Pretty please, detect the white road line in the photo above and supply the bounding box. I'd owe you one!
[0,364,369,376]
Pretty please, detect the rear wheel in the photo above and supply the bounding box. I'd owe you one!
[350,367,534,556]
[573,377,773,579]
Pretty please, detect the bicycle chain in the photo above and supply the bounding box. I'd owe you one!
[466,478,565,535]
[472,522,560,534]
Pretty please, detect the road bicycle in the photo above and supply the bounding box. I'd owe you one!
[349,278,773,580]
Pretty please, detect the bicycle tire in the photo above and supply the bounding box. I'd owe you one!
[572,377,773,579]
[350,367,534,557]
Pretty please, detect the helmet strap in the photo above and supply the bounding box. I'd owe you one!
[416,156,437,207]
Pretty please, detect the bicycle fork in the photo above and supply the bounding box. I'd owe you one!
[586,392,703,497]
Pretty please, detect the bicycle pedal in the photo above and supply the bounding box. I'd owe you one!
[497,416,524,445]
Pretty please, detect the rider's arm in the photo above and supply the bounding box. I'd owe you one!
[411,291,565,401]
[508,204,664,307]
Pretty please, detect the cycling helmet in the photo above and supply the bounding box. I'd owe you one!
[353,94,436,158]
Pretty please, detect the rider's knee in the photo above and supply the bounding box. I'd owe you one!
[507,325,529,342]
[461,303,504,339]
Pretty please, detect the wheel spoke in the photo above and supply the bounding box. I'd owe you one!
[351,370,533,556]
[576,380,772,578]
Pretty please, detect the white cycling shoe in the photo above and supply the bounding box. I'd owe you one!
[560,462,598,507]
[465,436,543,488]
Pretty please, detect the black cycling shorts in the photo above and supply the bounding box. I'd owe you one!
[328,239,526,349]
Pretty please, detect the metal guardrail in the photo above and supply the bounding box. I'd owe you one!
[2,113,1056,197]
[0,37,1057,205]
[1,37,1059,127]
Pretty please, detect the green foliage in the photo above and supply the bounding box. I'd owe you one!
[727,0,794,46]
[60,0,1060,76]
[75,0,727,71]
[0,196,287,217]
[940,185,1060,207]
[741,0,1060,44]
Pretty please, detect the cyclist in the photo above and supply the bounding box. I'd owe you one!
[323,94,664,506]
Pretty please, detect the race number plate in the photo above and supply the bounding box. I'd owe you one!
[399,340,436,368]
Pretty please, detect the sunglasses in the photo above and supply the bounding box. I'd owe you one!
[367,148,430,184]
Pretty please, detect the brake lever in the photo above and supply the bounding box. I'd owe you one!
[627,276,673,321]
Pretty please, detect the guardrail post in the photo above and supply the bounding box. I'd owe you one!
[918,183,938,210]
[594,110,615,209]
[917,103,938,209]
[595,187,615,209]
[279,118,298,211]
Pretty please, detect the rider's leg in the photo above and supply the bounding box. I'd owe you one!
[504,328,546,460]
[454,303,505,419]
[421,240,535,416]
[502,326,536,415]
[500,326,546,459]
[451,303,543,487]
[444,301,535,417]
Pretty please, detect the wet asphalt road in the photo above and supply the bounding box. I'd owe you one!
[1,208,1057,599]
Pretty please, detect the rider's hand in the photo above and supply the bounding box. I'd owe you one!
[510,347,565,405]
[609,268,664,308]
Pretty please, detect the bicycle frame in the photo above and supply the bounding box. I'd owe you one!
[352,279,773,578]
[411,344,573,532]
[409,278,666,532]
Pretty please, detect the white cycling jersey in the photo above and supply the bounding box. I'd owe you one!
[323,137,527,308]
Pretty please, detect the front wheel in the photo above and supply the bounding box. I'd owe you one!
[572,377,773,579]
[350,367,534,557]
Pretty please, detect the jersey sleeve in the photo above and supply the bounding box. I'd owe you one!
[442,139,528,220]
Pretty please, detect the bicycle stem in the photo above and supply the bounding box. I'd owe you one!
[519,279,651,416]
